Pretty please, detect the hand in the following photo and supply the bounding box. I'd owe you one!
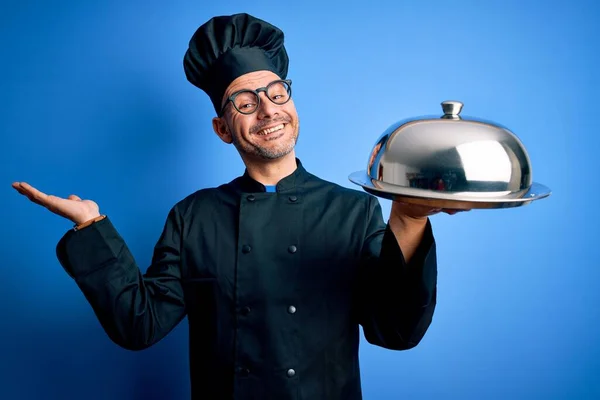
[391,200,468,221]
[12,182,101,225]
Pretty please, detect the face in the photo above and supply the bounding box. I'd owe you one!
[212,70,300,161]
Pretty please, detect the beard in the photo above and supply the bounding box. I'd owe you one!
[230,119,300,160]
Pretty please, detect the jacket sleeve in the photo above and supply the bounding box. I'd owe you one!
[55,207,187,351]
[356,195,437,350]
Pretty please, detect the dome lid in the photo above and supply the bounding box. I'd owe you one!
[349,101,551,209]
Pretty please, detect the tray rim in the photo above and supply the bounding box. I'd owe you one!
[348,170,551,209]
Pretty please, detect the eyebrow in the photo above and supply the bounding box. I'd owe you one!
[229,83,257,94]
[228,78,279,95]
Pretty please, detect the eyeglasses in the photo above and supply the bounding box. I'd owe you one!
[220,79,292,117]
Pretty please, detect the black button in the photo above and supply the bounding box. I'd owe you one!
[289,196,298,202]
[287,305,296,314]
[240,306,251,315]
[247,195,255,202]
[288,245,297,254]
[242,245,252,254]
[237,367,250,376]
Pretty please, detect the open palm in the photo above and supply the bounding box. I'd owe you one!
[12,182,100,225]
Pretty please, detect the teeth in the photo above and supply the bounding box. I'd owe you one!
[258,124,284,135]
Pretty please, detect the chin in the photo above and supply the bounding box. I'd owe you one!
[256,144,296,160]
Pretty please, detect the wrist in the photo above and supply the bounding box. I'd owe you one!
[389,212,427,236]
[74,214,105,231]
[74,212,101,225]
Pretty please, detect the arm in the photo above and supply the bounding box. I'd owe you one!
[388,201,431,265]
[56,207,187,350]
[356,196,437,350]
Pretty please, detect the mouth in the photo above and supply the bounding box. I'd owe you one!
[255,123,286,137]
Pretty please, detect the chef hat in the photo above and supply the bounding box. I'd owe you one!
[183,13,289,115]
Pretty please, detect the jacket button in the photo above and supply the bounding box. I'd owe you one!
[242,245,252,254]
[288,305,296,314]
[247,195,255,202]
[286,369,296,377]
[240,306,251,315]
[288,245,297,254]
[289,196,298,202]
[237,367,250,376]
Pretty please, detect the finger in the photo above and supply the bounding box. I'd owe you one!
[394,200,439,212]
[12,182,26,195]
[12,182,49,205]
[15,182,65,210]
[68,194,82,201]
[13,181,41,197]
[443,209,466,215]
[12,182,30,194]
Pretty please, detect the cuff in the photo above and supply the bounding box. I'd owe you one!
[56,217,124,279]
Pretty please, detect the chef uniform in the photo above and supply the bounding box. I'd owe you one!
[56,13,438,400]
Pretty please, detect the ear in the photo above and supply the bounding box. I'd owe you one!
[212,116,233,144]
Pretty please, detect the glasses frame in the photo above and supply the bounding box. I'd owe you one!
[219,79,293,117]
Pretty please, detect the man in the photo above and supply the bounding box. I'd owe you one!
[12,13,459,399]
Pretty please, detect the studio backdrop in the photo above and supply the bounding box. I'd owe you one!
[1,1,598,399]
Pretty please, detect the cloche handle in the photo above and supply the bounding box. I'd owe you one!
[441,101,463,119]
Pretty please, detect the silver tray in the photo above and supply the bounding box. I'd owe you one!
[348,171,552,210]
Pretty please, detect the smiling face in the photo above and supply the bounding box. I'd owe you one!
[212,70,300,162]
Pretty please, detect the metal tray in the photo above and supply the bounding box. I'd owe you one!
[348,171,552,210]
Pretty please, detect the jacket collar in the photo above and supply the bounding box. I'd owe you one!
[234,158,309,193]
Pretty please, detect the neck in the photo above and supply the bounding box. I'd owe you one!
[243,152,298,186]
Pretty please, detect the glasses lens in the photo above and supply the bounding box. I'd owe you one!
[233,91,259,114]
[267,81,291,105]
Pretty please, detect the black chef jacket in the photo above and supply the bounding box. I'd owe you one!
[56,159,437,400]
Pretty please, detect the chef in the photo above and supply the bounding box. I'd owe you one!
[12,12,460,400]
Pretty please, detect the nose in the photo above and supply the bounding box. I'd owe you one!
[256,92,279,119]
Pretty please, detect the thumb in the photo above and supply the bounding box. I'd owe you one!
[68,194,82,201]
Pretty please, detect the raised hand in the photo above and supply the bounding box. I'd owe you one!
[12,182,101,225]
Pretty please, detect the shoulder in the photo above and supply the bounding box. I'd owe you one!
[304,171,380,211]
[167,182,234,220]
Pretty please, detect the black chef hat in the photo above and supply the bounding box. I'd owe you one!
[183,13,289,115]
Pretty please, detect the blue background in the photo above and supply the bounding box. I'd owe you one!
[2,0,598,399]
